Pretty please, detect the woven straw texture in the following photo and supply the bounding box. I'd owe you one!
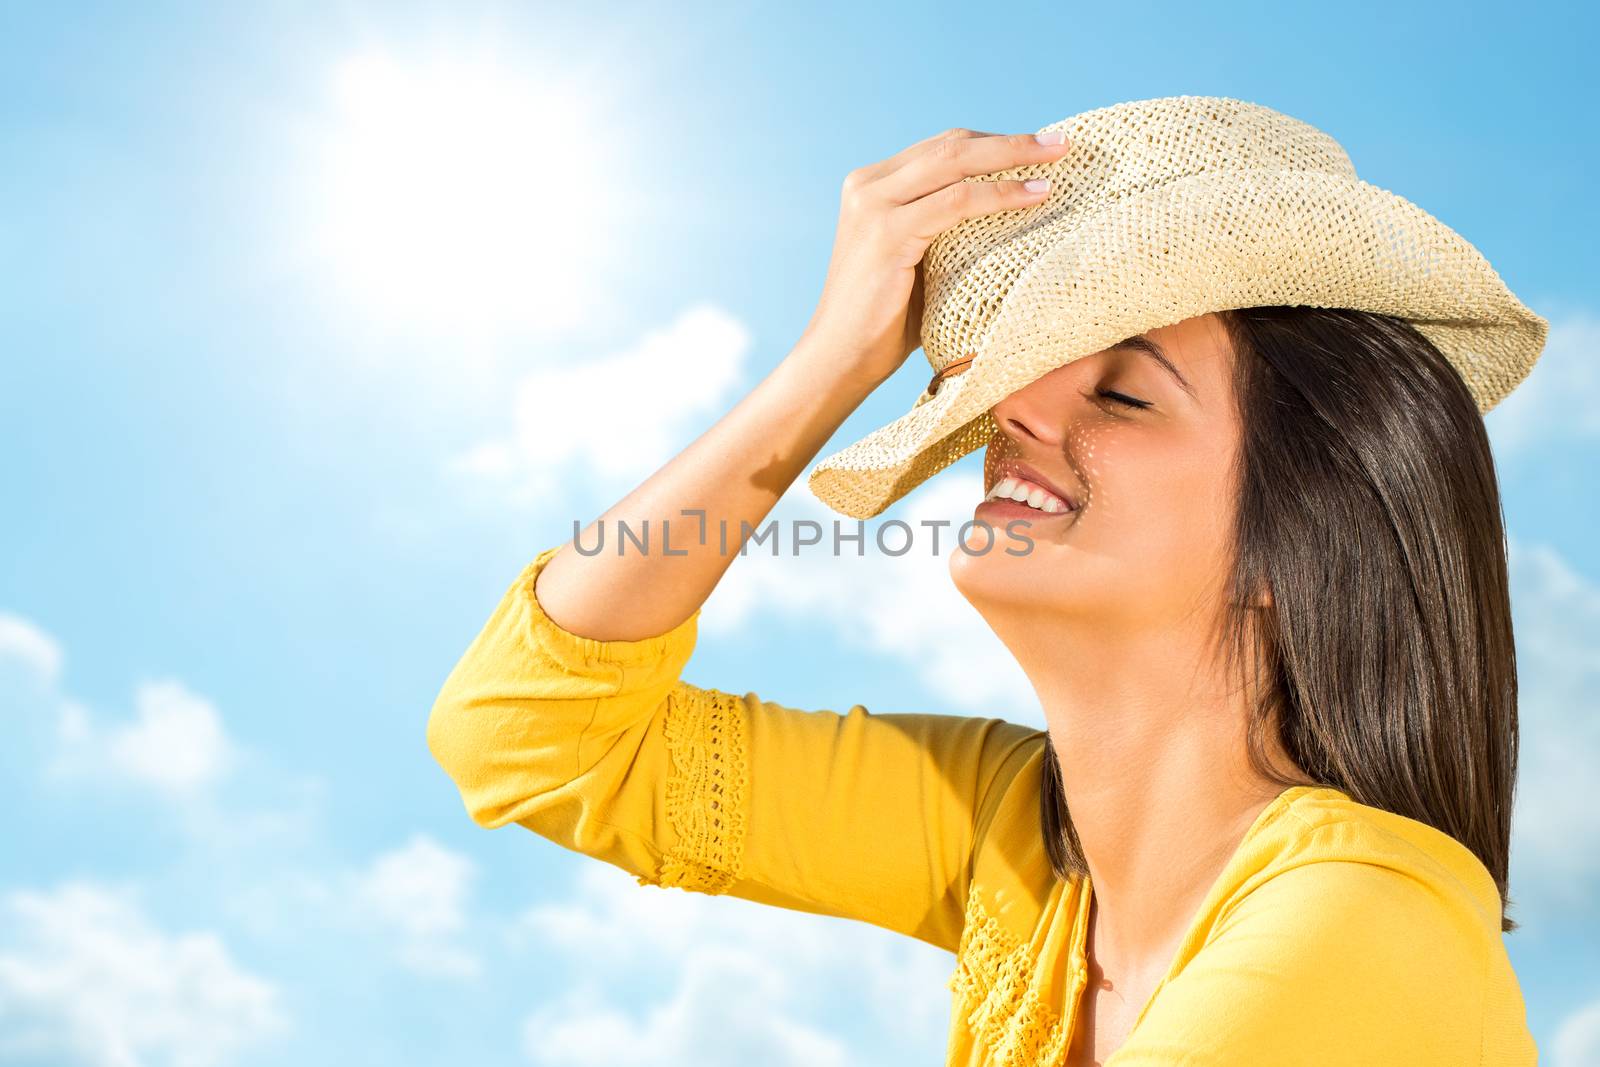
[806,95,1549,520]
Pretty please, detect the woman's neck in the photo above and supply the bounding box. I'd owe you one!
[1002,609,1309,979]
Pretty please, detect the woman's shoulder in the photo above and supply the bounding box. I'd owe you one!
[965,727,1056,911]
[1252,785,1505,933]
[1135,786,1534,1064]
[960,775,1515,969]
[1126,787,1535,1065]
[966,778,1507,938]
[1201,785,1514,1015]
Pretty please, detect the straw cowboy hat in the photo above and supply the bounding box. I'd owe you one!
[805,94,1549,520]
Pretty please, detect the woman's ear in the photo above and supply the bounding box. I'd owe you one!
[1253,581,1274,610]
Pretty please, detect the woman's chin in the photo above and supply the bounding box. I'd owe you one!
[949,529,1070,592]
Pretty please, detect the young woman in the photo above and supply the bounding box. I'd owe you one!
[428,106,1541,1065]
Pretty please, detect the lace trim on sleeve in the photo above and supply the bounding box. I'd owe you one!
[644,686,749,895]
[948,889,1072,1067]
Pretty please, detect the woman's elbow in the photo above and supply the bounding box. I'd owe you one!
[425,691,583,830]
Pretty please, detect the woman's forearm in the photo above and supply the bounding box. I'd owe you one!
[532,332,885,643]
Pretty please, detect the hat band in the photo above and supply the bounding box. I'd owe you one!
[926,352,976,397]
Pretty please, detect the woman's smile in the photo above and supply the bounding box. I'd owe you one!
[977,476,1080,523]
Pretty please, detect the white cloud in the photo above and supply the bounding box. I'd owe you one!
[513,862,951,1067]
[352,834,481,979]
[110,681,236,792]
[0,612,64,688]
[0,607,240,793]
[1554,995,1600,1067]
[0,607,324,871]
[355,834,474,938]
[446,303,752,510]
[0,880,285,1067]
[221,834,483,980]
[1505,536,1600,915]
[0,609,241,798]
[521,947,851,1067]
[699,469,1038,718]
[52,678,237,795]
[1487,309,1600,456]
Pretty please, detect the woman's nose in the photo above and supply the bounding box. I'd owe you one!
[991,373,1070,449]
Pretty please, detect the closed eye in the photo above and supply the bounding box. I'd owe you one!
[1095,388,1153,410]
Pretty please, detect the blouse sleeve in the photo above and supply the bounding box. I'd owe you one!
[426,542,1043,954]
[1106,858,1516,1066]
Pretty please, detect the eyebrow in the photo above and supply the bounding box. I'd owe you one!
[1110,335,1197,401]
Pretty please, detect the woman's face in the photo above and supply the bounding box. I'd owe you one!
[950,312,1248,635]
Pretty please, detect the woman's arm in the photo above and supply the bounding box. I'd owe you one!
[426,538,1044,952]
[534,125,1075,643]
[428,128,1077,952]
[532,334,883,644]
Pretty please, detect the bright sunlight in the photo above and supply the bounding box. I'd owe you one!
[303,49,625,344]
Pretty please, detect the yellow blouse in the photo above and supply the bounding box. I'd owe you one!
[427,543,1539,1066]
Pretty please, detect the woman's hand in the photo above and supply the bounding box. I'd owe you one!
[799,127,1073,389]
[530,129,1071,642]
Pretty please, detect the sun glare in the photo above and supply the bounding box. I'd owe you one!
[307,50,623,343]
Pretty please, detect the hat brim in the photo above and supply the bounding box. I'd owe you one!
[807,168,1548,520]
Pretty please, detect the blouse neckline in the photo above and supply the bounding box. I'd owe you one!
[1064,783,1337,1039]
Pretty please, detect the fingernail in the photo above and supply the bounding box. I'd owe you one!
[1035,131,1067,145]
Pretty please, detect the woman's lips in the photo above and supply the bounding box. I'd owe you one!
[975,495,1080,523]
[990,458,1080,510]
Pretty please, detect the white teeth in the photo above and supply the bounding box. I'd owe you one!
[985,475,1071,513]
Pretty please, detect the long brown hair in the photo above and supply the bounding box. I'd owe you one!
[1038,305,1522,932]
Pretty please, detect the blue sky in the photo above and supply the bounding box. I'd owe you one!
[2,1,1596,1064]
